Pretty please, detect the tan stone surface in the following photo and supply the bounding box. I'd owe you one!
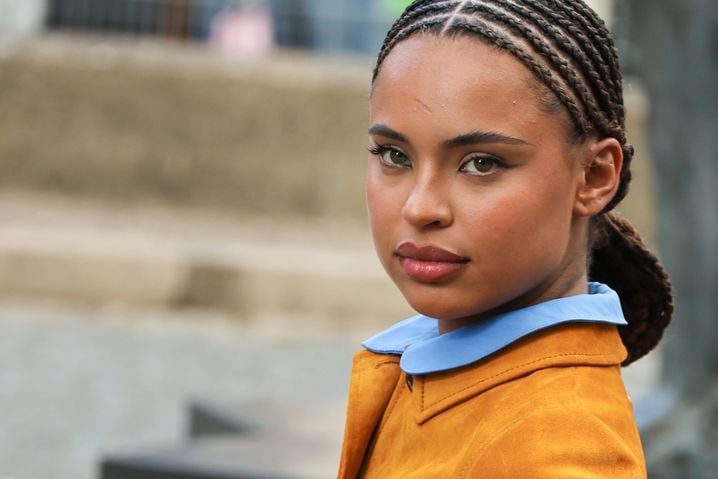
[0,34,372,219]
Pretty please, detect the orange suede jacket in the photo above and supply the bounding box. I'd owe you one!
[337,323,646,478]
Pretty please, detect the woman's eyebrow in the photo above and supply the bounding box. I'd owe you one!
[442,131,530,148]
[368,124,530,147]
[368,124,408,142]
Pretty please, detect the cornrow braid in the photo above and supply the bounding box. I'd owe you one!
[377,15,455,81]
[448,17,589,132]
[373,1,457,80]
[549,0,635,209]
[545,0,624,96]
[372,0,673,365]
[516,0,635,211]
[492,0,618,118]
[457,3,611,134]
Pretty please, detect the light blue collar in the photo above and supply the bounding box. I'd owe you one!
[362,282,627,375]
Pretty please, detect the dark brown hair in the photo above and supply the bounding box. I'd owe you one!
[373,0,672,365]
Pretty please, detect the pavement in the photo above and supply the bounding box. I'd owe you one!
[0,191,662,479]
[0,297,356,479]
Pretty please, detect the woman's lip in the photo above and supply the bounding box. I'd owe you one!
[395,242,469,283]
[399,257,468,282]
[395,242,469,262]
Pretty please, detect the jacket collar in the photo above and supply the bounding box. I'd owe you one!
[362,282,626,375]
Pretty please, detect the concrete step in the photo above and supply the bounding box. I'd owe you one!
[100,399,345,479]
[0,192,411,324]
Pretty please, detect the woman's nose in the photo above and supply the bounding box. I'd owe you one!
[401,178,453,229]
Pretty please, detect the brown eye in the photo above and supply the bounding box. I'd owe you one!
[460,155,506,176]
[369,145,411,168]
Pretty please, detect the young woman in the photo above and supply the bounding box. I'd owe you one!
[337,1,673,477]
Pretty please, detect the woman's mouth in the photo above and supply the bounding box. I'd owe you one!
[396,242,469,283]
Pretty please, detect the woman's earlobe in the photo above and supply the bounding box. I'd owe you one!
[574,138,624,216]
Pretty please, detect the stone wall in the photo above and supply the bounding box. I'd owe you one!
[0,35,373,220]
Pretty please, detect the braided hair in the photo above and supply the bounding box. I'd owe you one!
[372,0,672,365]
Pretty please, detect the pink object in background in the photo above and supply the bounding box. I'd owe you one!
[210,7,274,56]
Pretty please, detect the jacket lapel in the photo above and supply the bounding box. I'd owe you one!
[337,350,401,479]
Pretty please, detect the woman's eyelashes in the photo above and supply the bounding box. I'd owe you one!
[369,144,508,177]
[459,154,508,177]
[368,144,412,169]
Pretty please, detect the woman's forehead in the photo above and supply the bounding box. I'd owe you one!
[371,35,542,121]
[377,34,536,88]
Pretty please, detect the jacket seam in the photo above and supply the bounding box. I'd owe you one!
[423,351,618,411]
[358,375,406,475]
[374,359,399,369]
[372,374,405,445]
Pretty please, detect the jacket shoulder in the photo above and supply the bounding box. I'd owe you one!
[458,366,646,478]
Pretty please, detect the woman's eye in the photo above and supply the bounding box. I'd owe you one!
[460,155,505,176]
[369,145,411,168]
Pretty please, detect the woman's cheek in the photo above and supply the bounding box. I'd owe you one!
[366,169,384,225]
[367,169,396,257]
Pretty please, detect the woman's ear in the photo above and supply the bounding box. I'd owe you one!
[574,137,624,216]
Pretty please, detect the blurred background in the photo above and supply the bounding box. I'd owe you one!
[0,0,715,478]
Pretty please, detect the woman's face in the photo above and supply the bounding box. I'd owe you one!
[368,35,592,332]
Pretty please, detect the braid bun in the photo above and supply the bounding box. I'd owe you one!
[589,212,674,365]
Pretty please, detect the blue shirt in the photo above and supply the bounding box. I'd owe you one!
[363,282,627,375]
